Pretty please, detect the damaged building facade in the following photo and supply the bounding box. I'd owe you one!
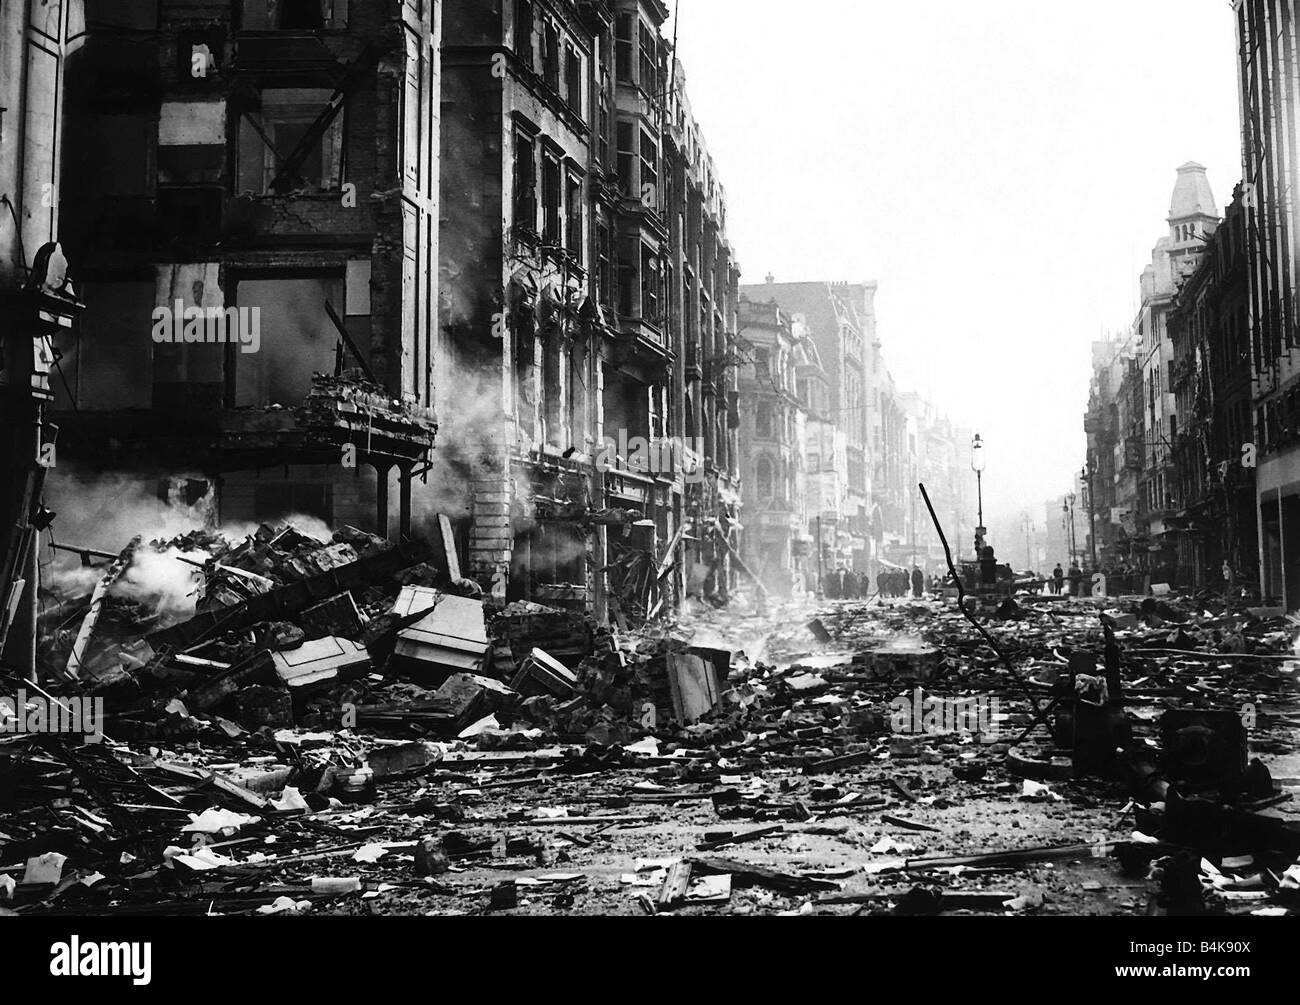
[47,0,443,537]
[0,0,88,668]
[438,0,741,620]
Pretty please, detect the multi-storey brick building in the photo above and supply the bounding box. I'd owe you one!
[439,0,740,619]
[48,0,443,538]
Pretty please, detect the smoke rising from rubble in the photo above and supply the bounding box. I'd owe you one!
[412,369,505,531]
[42,467,332,612]
[112,547,207,627]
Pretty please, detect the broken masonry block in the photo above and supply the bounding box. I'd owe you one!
[862,637,939,682]
[433,672,520,727]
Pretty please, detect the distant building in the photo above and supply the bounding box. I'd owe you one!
[736,298,805,594]
[738,279,875,574]
[1167,185,1254,589]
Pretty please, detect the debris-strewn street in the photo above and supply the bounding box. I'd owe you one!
[3,524,1297,917]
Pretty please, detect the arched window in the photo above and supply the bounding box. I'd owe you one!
[756,456,773,499]
[756,401,772,438]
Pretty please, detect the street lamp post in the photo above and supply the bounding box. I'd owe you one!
[1064,492,1078,566]
[971,433,986,558]
[1081,461,1097,571]
[1021,512,1034,573]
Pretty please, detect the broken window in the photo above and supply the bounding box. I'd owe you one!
[237,87,345,195]
[231,274,344,408]
[640,244,660,323]
[542,339,565,448]
[566,172,583,260]
[513,130,538,235]
[542,153,562,246]
[638,21,657,94]
[596,219,611,305]
[239,0,349,30]
[615,14,633,82]
[616,120,635,194]
[618,259,637,319]
[543,23,560,91]
[514,0,534,68]
[756,401,772,439]
[756,456,774,499]
[566,45,585,113]
[597,87,610,166]
[640,128,658,209]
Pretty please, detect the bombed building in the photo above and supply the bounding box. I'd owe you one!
[47,0,442,544]
[437,0,741,619]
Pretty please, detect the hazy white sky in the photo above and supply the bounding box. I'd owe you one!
[670,0,1241,527]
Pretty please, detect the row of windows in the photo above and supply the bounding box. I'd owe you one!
[513,129,584,257]
[514,0,584,116]
[615,12,661,96]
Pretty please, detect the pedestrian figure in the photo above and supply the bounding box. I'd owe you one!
[1052,563,1064,595]
[843,569,858,601]
[1068,561,1082,597]
[911,566,924,599]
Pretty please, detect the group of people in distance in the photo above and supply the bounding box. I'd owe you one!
[822,565,925,599]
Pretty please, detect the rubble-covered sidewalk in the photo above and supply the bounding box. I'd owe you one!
[2,527,1299,916]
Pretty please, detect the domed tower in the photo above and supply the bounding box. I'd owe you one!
[1167,162,1220,273]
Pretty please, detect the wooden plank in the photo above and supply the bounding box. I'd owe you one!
[657,859,693,909]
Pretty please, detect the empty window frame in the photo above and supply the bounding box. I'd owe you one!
[565,171,583,260]
[638,20,657,94]
[542,152,562,246]
[237,87,345,194]
[513,130,538,234]
[565,43,582,114]
[615,13,633,82]
[640,244,660,322]
[543,22,560,91]
[514,0,534,68]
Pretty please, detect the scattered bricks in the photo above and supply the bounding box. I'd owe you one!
[511,648,579,698]
[366,741,438,780]
[232,685,294,729]
[889,735,924,759]
[433,673,519,727]
[257,621,306,651]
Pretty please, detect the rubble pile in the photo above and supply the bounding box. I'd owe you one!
[3,561,1299,915]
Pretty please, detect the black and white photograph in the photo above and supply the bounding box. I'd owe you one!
[0,0,1293,980]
